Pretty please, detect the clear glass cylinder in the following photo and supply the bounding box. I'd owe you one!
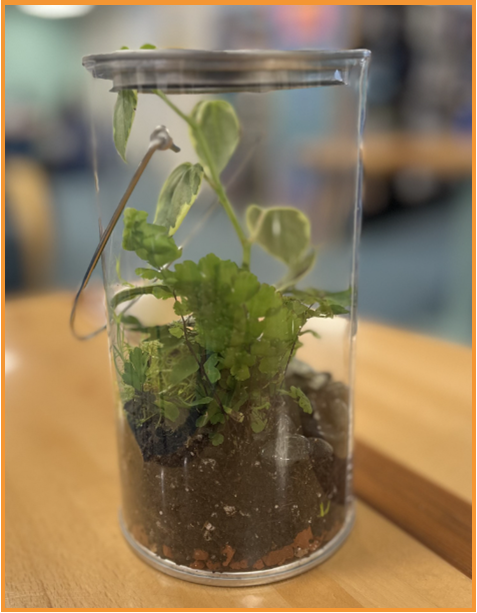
[83,48,370,586]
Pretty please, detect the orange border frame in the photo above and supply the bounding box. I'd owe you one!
[1,0,476,611]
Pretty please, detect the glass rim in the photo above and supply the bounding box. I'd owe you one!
[83,48,370,74]
[82,49,371,70]
[82,48,370,93]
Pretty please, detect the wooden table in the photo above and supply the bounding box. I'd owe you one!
[5,293,473,609]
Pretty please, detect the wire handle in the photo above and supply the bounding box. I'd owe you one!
[70,125,180,340]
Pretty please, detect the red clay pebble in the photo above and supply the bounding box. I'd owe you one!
[131,524,149,548]
[293,526,313,549]
[190,560,206,570]
[253,559,265,570]
[162,545,173,559]
[262,545,294,567]
[193,549,209,561]
[230,559,248,570]
[206,560,221,571]
[221,544,235,567]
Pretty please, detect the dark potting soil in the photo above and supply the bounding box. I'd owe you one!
[118,364,351,572]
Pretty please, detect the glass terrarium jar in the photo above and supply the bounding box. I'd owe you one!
[81,48,369,586]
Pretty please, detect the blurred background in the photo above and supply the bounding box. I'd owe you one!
[5,4,472,344]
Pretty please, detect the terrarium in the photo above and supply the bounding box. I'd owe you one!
[76,48,370,585]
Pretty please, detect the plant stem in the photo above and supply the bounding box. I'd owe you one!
[154,89,251,270]
[154,89,192,125]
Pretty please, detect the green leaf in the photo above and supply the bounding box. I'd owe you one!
[190,100,240,174]
[120,46,129,50]
[113,89,137,162]
[122,347,148,390]
[299,328,321,340]
[230,271,260,304]
[285,287,351,316]
[140,43,156,49]
[152,285,173,300]
[162,401,180,422]
[186,396,213,407]
[232,392,248,413]
[169,322,184,338]
[246,205,311,266]
[169,354,199,385]
[231,364,250,381]
[290,386,313,414]
[204,354,221,383]
[173,300,191,316]
[210,412,225,425]
[207,401,220,417]
[276,249,316,291]
[154,163,204,234]
[326,288,352,308]
[210,432,224,446]
[251,412,267,433]
[196,414,209,427]
[135,267,159,280]
[119,315,142,327]
[330,304,350,315]
[247,283,282,318]
[258,355,282,374]
[122,208,182,268]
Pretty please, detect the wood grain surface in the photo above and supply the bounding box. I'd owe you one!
[4,293,473,609]
[354,440,472,578]
[354,321,473,502]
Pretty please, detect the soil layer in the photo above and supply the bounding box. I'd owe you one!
[118,366,351,572]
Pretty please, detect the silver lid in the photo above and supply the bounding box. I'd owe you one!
[82,48,370,93]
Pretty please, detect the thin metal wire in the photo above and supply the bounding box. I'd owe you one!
[70,126,180,340]
[71,129,263,341]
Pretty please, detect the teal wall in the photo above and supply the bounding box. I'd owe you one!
[5,6,82,114]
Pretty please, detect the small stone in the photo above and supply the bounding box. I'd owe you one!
[262,545,294,567]
[253,559,264,570]
[230,559,248,570]
[162,544,173,559]
[293,526,313,549]
[222,544,235,567]
[193,549,209,561]
[223,505,236,516]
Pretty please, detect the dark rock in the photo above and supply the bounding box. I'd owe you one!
[124,392,200,463]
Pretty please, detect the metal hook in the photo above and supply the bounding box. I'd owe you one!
[70,125,180,340]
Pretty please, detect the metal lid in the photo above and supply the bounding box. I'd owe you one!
[82,48,371,93]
